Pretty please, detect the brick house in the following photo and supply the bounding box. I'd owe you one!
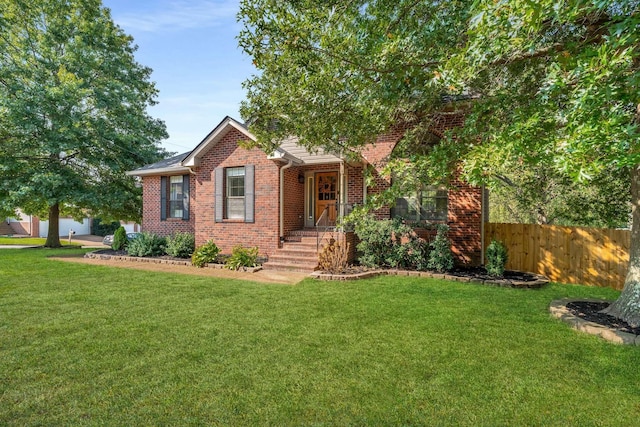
[128,115,487,270]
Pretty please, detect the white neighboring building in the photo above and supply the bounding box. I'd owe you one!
[4,209,139,236]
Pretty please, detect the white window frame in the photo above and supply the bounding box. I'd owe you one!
[225,167,245,220]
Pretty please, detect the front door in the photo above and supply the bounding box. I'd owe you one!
[315,172,338,225]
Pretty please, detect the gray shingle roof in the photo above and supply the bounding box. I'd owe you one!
[128,152,190,175]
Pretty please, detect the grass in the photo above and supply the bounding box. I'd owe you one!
[0,237,77,246]
[1,248,639,426]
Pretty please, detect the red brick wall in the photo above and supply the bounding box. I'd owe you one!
[283,166,305,234]
[360,126,408,220]
[346,165,364,206]
[193,128,281,257]
[447,172,483,266]
[361,113,483,266]
[141,175,196,235]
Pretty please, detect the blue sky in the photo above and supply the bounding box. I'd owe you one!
[102,0,255,153]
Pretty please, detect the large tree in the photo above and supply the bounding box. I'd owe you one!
[238,1,640,325]
[0,0,168,247]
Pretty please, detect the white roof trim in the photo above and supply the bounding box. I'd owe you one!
[182,116,256,167]
[267,147,303,164]
[126,166,191,177]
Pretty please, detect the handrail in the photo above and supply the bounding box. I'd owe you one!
[316,205,331,251]
[315,202,356,250]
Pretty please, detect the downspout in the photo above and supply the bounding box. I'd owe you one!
[280,160,294,244]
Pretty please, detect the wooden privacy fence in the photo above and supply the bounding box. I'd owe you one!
[485,223,630,290]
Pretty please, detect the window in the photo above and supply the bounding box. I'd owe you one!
[226,167,245,219]
[160,175,189,221]
[214,165,254,223]
[392,186,448,222]
[169,176,184,218]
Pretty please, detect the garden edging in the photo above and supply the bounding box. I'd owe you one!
[310,269,549,288]
[84,250,263,273]
[549,298,640,345]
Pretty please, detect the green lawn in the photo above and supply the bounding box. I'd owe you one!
[0,237,77,246]
[1,249,639,426]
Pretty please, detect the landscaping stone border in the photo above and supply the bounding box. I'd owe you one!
[84,251,263,273]
[549,298,640,345]
[310,269,549,288]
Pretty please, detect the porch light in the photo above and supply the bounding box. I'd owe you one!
[298,173,305,183]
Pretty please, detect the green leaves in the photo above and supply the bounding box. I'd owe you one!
[238,0,468,152]
[238,0,639,220]
[0,0,168,230]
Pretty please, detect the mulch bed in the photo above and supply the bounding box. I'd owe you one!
[566,301,640,335]
[445,267,539,282]
[315,265,547,287]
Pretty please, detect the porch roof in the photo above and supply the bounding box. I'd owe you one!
[269,136,348,165]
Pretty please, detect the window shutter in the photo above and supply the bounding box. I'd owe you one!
[160,176,167,221]
[244,165,255,223]
[182,174,190,220]
[214,167,223,223]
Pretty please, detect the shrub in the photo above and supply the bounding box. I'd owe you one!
[396,235,430,271]
[191,240,221,268]
[353,216,407,268]
[126,232,166,257]
[353,214,430,270]
[486,239,509,277]
[165,232,195,258]
[426,224,454,273]
[318,238,350,273]
[225,245,259,270]
[112,226,128,251]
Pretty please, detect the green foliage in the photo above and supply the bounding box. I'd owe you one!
[112,226,128,251]
[426,225,454,273]
[126,232,166,258]
[191,240,221,268]
[352,214,429,270]
[0,0,168,247]
[488,160,630,228]
[91,218,121,237]
[225,245,259,271]
[165,232,195,259]
[485,239,508,278]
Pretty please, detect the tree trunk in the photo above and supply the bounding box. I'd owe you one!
[44,203,62,248]
[601,165,640,327]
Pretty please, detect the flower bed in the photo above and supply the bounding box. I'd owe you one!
[84,249,262,273]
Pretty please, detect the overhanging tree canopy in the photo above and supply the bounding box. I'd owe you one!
[0,0,168,247]
[238,1,640,325]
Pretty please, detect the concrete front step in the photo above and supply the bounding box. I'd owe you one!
[275,248,319,257]
[284,236,336,246]
[268,254,318,265]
